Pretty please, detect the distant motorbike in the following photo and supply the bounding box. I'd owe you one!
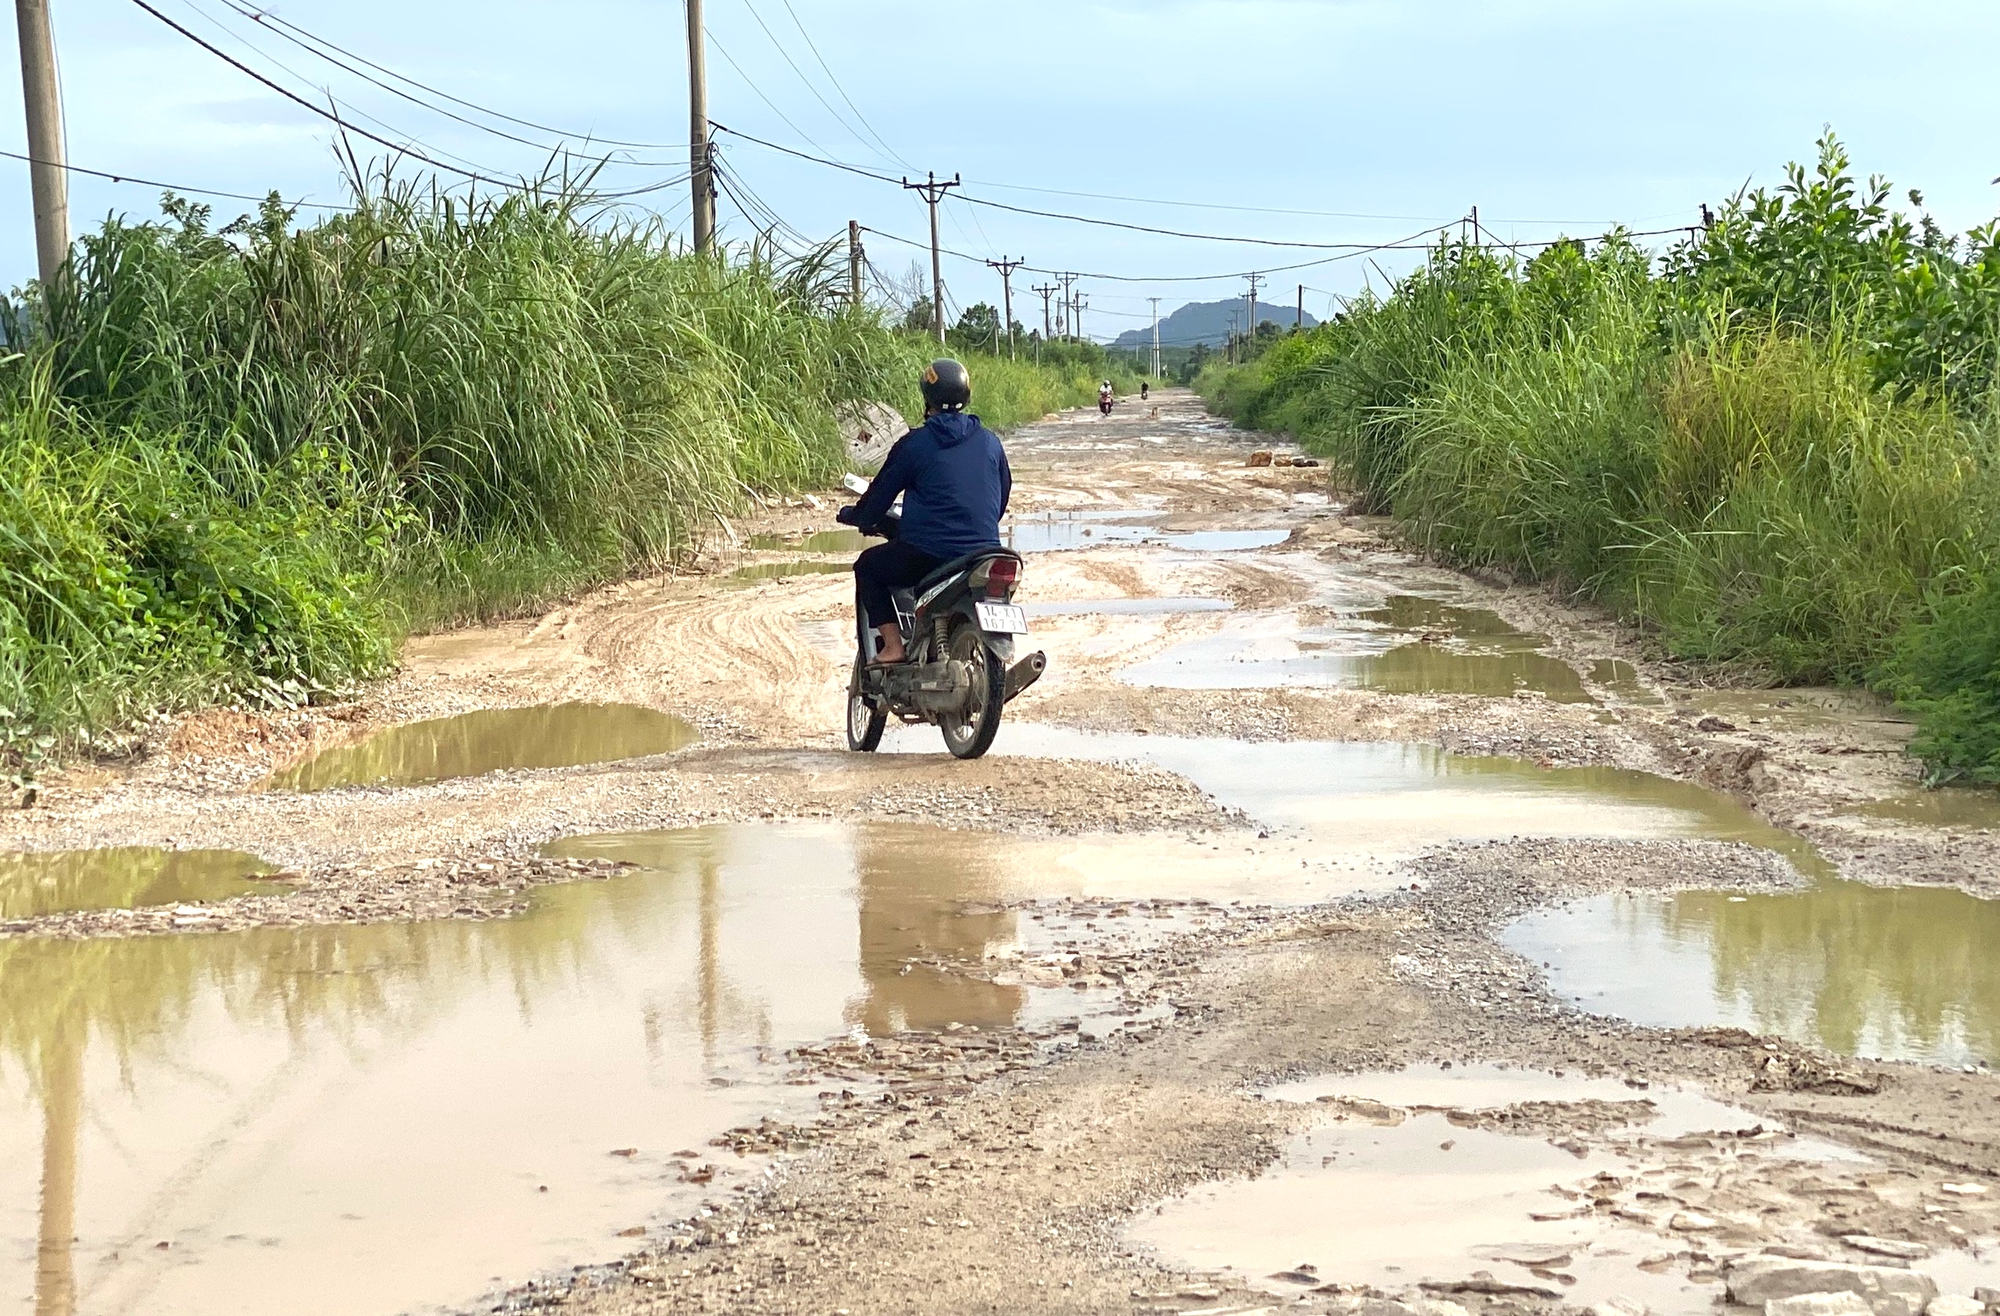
[1098,395,1114,416]
[835,474,1046,760]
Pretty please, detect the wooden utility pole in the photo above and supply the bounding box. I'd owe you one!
[685,0,715,254]
[1148,296,1161,377]
[847,220,863,308]
[902,171,959,345]
[15,0,68,289]
[985,256,1024,359]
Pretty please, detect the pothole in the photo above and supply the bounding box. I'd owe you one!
[1504,880,2000,1065]
[1121,594,1594,702]
[0,821,1169,1316]
[1127,1064,1999,1315]
[0,847,278,919]
[883,726,1830,888]
[264,703,699,791]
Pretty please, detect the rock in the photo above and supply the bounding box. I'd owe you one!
[839,402,907,468]
[1726,1257,1939,1316]
[1939,1183,1989,1196]
[1928,1299,1986,1316]
[1842,1237,1929,1261]
[1768,1296,1874,1316]
[1975,1290,2000,1313]
[1248,450,1274,467]
[1672,1211,1720,1231]
[1591,1299,1648,1316]
[1697,716,1739,732]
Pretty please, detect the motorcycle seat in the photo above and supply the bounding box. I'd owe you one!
[915,547,1022,597]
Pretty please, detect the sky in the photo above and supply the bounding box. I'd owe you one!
[5,0,1999,338]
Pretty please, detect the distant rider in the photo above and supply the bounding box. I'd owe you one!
[1098,380,1114,413]
[1140,381,1150,402]
[844,359,1011,665]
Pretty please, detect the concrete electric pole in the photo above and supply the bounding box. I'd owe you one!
[847,220,863,308]
[985,256,1024,359]
[901,171,960,345]
[1245,272,1262,349]
[685,0,715,254]
[14,0,68,289]
[1148,296,1161,377]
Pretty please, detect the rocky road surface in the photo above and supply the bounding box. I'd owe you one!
[5,389,1998,1316]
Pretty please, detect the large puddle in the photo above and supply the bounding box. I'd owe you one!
[1004,510,1290,553]
[1127,1064,1906,1315]
[1122,595,1595,702]
[1849,787,2000,833]
[266,703,698,792]
[0,849,278,920]
[885,725,1828,887]
[1505,879,2000,1065]
[0,822,1148,1316]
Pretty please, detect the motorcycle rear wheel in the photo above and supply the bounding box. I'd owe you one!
[938,623,1006,760]
[846,657,886,752]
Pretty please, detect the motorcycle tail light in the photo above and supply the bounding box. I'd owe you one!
[984,558,1018,599]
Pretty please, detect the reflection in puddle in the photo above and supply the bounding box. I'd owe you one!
[1589,659,1664,705]
[1129,1065,1857,1315]
[1850,788,2000,832]
[723,559,852,584]
[1123,596,1593,702]
[0,823,1110,1316]
[0,849,278,919]
[889,726,1829,884]
[747,528,868,554]
[266,703,698,791]
[1004,511,1290,554]
[1023,596,1234,618]
[1504,881,2000,1064]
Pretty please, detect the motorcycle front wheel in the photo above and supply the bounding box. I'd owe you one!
[937,623,1006,760]
[846,656,886,752]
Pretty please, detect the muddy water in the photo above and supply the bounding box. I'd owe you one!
[266,703,698,792]
[1850,787,2000,832]
[1505,880,2000,1065]
[1122,595,1594,702]
[0,822,1137,1316]
[889,726,1829,887]
[1023,596,1234,618]
[724,559,851,584]
[747,528,867,554]
[0,849,277,920]
[1127,1065,1864,1314]
[1005,510,1290,553]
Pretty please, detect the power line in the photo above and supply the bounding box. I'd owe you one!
[772,0,910,171]
[214,3,687,152]
[207,0,684,163]
[0,146,353,210]
[125,0,523,188]
[737,0,891,170]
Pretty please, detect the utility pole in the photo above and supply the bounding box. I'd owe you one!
[985,256,1024,359]
[1076,293,1087,344]
[685,0,715,254]
[847,220,863,309]
[1296,284,1304,329]
[901,171,960,345]
[1148,296,1161,377]
[1057,272,1076,340]
[1245,272,1262,348]
[1470,205,1481,248]
[15,0,68,289]
[1031,283,1055,340]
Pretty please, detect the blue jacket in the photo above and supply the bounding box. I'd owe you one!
[853,411,1011,560]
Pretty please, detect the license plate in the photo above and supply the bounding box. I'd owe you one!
[974,602,1029,634]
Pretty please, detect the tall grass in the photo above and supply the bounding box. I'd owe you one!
[1197,138,2000,782]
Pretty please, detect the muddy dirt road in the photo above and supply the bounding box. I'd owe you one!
[3,390,1999,1316]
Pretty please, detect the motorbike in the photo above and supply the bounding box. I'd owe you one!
[1098,394,1114,416]
[835,474,1046,760]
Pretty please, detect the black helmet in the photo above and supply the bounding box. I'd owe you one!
[920,358,972,411]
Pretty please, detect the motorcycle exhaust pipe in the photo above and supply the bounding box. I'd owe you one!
[1004,651,1047,703]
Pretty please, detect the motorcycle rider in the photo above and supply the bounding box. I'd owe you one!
[1098,379,1114,412]
[1140,381,1150,402]
[845,359,1011,665]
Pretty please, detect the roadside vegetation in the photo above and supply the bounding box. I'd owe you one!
[0,174,1135,776]
[1200,136,2000,785]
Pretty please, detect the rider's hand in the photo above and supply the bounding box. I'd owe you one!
[836,505,861,526]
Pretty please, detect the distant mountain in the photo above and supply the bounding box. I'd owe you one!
[1112,296,1318,350]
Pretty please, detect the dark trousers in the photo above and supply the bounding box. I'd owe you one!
[854,540,943,633]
